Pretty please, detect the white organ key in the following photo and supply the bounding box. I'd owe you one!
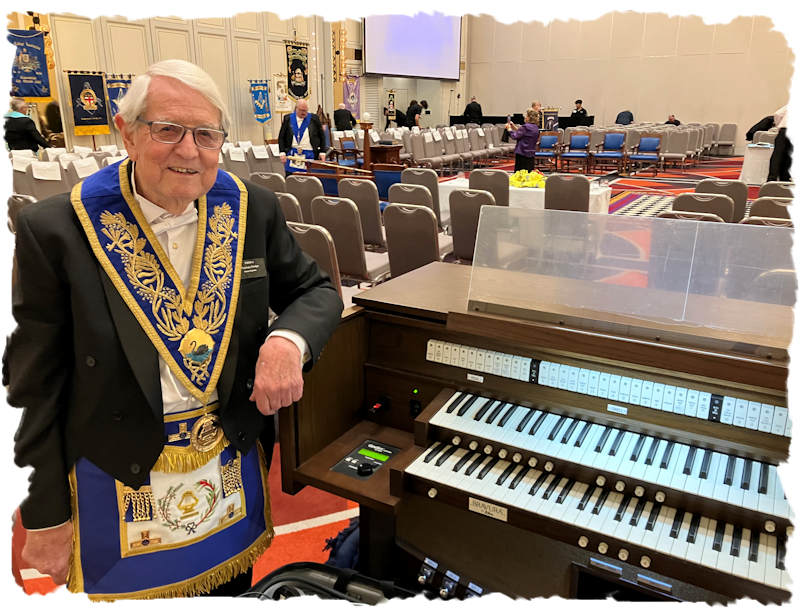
[733,398,748,428]
[758,404,775,433]
[612,496,638,542]
[459,346,469,368]
[685,516,710,565]
[519,358,532,381]
[763,534,782,589]
[577,369,590,394]
[697,451,722,499]
[745,400,760,430]
[501,354,512,377]
[607,375,621,401]
[492,353,503,375]
[560,481,590,525]
[685,389,699,418]
[432,340,444,363]
[618,377,632,403]
[667,444,690,491]
[769,465,790,518]
[426,339,436,361]
[661,385,676,412]
[573,487,603,529]
[598,491,625,534]
[539,476,570,518]
[507,468,542,509]
[654,506,678,556]
[699,519,722,572]
[720,396,736,425]
[640,381,654,407]
[548,361,560,387]
[606,431,636,474]
[650,383,665,410]
[510,356,520,379]
[783,415,792,438]
[697,392,712,420]
[587,370,601,396]
[467,348,477,370]
[683,449,706,495]
[522,473,556,515]
[748,530,768,585]
[557,364,570,390]
[597,372,611,398]
[629,378,643,405]
[567,367,580,392]
[725,458,745,507]
[731,527,752,579]
[627,500,655,546]
[771,406,788,436]
[475,350,486,371]
[639,504,671,551]
[716,523,735,574]
[673,387,687,415]
[442,343,453,365]
[669,511,694,559]
[495,465,525,504]
[758,464,778,515]
[709,453,731,503]
[482,351,496,373]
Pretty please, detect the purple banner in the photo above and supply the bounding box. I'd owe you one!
[343,77,360,115]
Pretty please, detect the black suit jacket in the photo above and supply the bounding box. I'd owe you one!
[333,108,357,132]
[6,177,343,529]
[278,113,325,157]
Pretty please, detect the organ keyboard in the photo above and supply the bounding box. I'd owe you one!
[281,262,794,603]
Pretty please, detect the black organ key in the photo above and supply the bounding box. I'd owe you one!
[477,457,499,480]
[608,429,625,456]
[730,525,742,557]
[497,404,519,427]
[630,435,646,461]
[446,392,466,413]
[699,450,713,479]
[496,462,516,486]
[741,458,753,490]
[574,422,592,447]
[516,409,536,432]
[758,462,770,495]
[529,471,549,496]
[591,489,610,515]
[629,499,645,526]
[509,467,529,490]
[776,537,786,570]
[660,441,676,469]
[542,476,561,500]
[424,443,445,463]
[456,394,478,417]
[464,454,487,476]
[645,503,662,531]
[529,412,548,435]
[748,531,760,563]
[712,522,725,551]
[687,514,701,543]
[435,444,457,467]
[669,509,685,538]
[561,419,580,444]
[577,486,596,510]
[709,394,724,422]
[485,401,507,425]
[453,452,475,472]
[556,479,575,504]
[594,427,612,453]
[548,416,568,441]
[683,446,698,475]
[614,496,632,521]
[723,455,736,486]
[644,438,661,466]
[474,399,497,421]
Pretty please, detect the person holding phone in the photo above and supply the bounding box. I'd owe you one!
[506,107,540,172]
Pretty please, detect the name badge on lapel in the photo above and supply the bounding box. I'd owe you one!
[242,258,267,279]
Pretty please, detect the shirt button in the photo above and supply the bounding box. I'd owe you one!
[86,356,96,367]
[172,242,179,250]
[237,431,247,442]
[130,463,141,474]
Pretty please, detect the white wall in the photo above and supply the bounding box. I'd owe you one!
[48,12,322,150]
[465,12,793,153]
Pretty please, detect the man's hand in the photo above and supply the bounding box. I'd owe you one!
[279,152,286,164]
[249,336,303,416]
[22,521,73,585]
[319,152,326,162]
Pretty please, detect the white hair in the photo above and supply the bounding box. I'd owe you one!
[116,59,230,132]
[10,97,27,112]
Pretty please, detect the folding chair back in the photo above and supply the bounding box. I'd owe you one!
[383,203,440,278]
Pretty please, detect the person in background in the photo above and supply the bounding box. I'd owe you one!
[42,100,65,147]
[531,100,543,128]
[278,99,326,172]
[571,99,588,124]
[333,103,357,132]
[4,97,49,152]
[463,96,482,124]
[615,110,634,125]
[665,114,681,126]
[506,107,540,172]
[768,105,792,182]
[405,99,422,128]
[317,104,332,150]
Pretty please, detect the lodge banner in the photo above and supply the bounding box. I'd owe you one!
[106,75,133,117]
[542,108,559,131]
[286,42,309,99]
[249,80,272,123]
[8,29,51,100]
[67,71,110,136]
[343,76,359,116]
[387,90,396,121]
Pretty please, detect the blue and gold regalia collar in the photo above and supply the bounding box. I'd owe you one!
[71,158,248,404]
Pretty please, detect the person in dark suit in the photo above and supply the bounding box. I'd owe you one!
[405,99,422,128]
[463,96,482,124]
[4,97,49,152]
[333,103,357,131]
[665,114,681,126]
[571,99,587,124]
[5,59,343,600]
[278,99,326,171]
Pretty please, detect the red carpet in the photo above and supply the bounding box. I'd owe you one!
[10,443,357,594]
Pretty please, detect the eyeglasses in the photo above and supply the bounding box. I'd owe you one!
[136,118,227,150]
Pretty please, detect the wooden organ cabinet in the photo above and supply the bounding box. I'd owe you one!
[278,214,794,603]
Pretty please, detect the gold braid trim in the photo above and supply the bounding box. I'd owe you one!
[150,435,230,473]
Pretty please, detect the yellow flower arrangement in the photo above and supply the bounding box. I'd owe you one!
[508,169,547,189]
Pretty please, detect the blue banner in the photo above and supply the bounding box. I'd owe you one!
[249,80,271,123]
[67,71,110,136]
[106,75,132,117]
[7,29,51,100]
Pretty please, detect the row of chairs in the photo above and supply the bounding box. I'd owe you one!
[663,180,793,225]
[11,155,127,201]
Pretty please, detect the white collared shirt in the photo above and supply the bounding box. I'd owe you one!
[130,164,309,415]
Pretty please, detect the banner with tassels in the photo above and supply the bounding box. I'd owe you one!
[343,76,360,116]
[8,29,51,100]
[248,80,271,123]
[66,71,110,135]
[106,74,133,117]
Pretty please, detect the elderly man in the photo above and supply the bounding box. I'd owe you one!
[333,102,357,131]
[5,59,343,599]
[463,96,482,124]
[4,97,49,152]
[277,99,326,172]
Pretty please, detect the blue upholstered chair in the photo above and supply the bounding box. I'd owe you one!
[533,132,560,171]
[559,132,590,173]
[590,132,625,173]
[627,134,661,176]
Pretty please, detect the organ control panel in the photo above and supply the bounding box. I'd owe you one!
[280,211,795,603]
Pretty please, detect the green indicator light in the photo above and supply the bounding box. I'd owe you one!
[412,388,419,395]
[358,448,389,462]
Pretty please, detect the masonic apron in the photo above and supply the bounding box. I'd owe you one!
[285,112,315,173]
[66,159,273,599]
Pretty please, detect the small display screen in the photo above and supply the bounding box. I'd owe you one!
[358,448,389,462]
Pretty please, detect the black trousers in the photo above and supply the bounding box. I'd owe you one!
[514,154,535,172]
[768,127,793,182]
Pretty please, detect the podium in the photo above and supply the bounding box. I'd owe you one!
[359,121,403,170]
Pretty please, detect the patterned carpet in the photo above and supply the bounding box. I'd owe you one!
[609,191,674,217]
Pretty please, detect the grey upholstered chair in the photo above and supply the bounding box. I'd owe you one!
[543,174,590,212]
[275,192,303,223]
[672,193,735,223]
[286,174,324,223]
[383,203,441,278]
[695,179,748,222]
[469,169,509,207]
[287,221,342,297]
[449,189,496,261]
[338,178,385,248]
[748,197,791,220]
